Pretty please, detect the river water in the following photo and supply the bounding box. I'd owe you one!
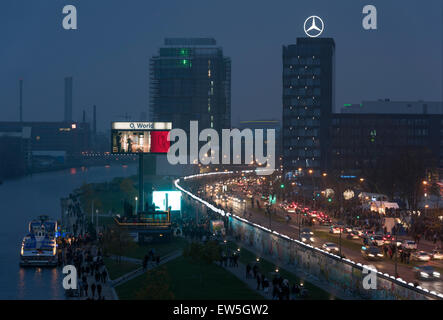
[0,164,136,299]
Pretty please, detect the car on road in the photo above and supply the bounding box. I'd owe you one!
[401,240,417,250]
[329,225,342,234]
[411,251,431,262]
[414,265,441,280]
[301,228,314,235]
[361,246,384,260]
[431,250,443,260]
[382,234,396,245]
[368,235,385,246]
[322,242,339,252]
[346,232,360,240]
[300,232,315,244]
[352,227,364,237]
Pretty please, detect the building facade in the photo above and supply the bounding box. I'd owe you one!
[0,122,90,156]
[282,38,335,175]
[331,108,443,174]
[150,38,231,134]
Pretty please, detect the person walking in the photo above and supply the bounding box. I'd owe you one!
[256,272,261,290]
[246,264,251,278]
[102,270,107,283]
[83,282,89,298]
[97,283,102,299]
[91,283,96,299]
[252,264,258,279]
[142,256,148,271]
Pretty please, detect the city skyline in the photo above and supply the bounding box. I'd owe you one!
[0,0,442,131]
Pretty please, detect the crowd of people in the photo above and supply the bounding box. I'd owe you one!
[244,262,308,300]
[61,236,108,300]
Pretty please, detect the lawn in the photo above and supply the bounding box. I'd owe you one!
[226,242,335,300]
[103,257,140,280]
[109,237,188,260]
[115,256,264,300]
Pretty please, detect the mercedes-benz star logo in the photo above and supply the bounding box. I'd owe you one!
[304,16,324,38]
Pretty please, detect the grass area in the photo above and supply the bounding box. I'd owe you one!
[226,242,336,300]
[108,237,188,260]
[116,256,264,300]
[103,257,140,280]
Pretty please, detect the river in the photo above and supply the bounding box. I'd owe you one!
[0,164,136,299]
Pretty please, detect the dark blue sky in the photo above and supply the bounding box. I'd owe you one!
[0,0,442,131]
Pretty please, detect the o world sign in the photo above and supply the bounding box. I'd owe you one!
[111,122,172,130]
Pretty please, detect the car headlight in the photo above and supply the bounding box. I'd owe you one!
[310,238,315,242]
[433,272,440,278]
[377,254,383,257]
[302,238,306,241]
[368,254,374,257]
[420,272,429,278]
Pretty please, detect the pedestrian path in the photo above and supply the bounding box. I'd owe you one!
[111,250,182,288]
[227,237,359,300]
[67,245,117,300]
[221,262,272,299]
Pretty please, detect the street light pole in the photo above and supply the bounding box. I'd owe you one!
[394,225,398,278]
[135,196,138,215]
[339,227,342,257]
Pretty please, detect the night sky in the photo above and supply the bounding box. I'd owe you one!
[0,0,442,131]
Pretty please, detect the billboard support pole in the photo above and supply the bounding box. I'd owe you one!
[139,153,144,213]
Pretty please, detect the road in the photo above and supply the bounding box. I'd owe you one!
[202,179,443,294]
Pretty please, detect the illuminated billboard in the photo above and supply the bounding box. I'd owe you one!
[111,122,171,154]
[152,191,182,211]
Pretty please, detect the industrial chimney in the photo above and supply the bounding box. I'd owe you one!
[64,77,73,122]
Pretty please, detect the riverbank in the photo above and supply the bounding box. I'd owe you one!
[0,164,137,299]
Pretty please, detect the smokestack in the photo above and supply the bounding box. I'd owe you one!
[19,79,23,122]
[93,105,97,134]
[64,77,73,122]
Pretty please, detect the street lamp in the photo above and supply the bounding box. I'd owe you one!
[308,169,315,210]
[135,196,138,215]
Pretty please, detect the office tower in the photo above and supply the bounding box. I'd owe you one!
[64,77,73,122]
[282,38,335,175]
[150,38,231,133]
[19,79,23,122]
[93,105,97,135]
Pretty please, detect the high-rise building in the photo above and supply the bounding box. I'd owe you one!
[64,77,73,122]
[282,38,335,175]
[149,38,231,133]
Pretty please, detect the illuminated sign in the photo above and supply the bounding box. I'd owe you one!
[111,122,171,154]
[304,16,324,38]
[152,191,182,211]
[112,122,172,130]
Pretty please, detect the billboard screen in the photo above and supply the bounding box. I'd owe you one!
[111,122,171,154]
[152,191,182,211]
